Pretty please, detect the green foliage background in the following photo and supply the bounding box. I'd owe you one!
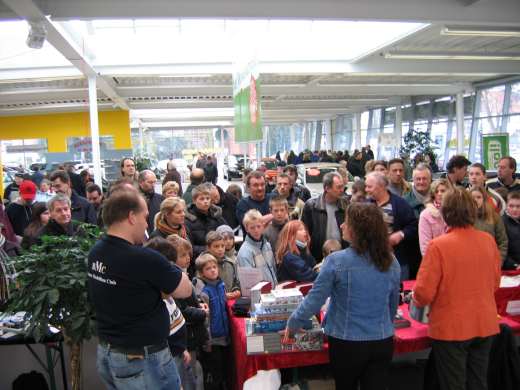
[7,225,101,344]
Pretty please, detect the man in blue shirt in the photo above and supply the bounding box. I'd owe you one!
[236,171,273,229]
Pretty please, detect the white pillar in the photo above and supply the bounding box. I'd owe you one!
[289,125,296,151]
[394,104,403,157]
[353,113,362,151]
[456,92,465,155]
[324,119,332,150]
[262,126,268,157]
[303,123,310,150]
[139,126,144,155]
[88,76,102,186]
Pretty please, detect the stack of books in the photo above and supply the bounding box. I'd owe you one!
[245,285,324,354]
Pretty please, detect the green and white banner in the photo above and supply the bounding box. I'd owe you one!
[233,60,262,143]
[481,133,509,170]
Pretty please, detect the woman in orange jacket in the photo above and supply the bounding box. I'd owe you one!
[414,188,501,390]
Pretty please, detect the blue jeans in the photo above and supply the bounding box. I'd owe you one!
[96,343,181,390]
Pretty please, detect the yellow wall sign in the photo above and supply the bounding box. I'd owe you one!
[0,110,131,152]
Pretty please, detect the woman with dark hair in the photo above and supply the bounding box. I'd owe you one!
[276,220,317,282]
[414,188,501,390]
[21,202,50,250]
[284,203,400,390]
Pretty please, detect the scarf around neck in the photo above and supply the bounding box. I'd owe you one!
[157,218,187,239]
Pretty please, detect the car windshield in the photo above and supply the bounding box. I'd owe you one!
[305,167,338,183]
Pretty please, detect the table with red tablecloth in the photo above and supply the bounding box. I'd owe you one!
[229,274,520,390]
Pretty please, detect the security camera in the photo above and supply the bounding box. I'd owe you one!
[26,21,47,49]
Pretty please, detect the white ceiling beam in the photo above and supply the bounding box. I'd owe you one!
[2,0,519,26]
[116,83,470,97]
[0,102,114,116]
[92,59,519,76]
[2,0,130,110]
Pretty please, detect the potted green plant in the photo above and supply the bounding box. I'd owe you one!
[399,128,438,167]
[7,225,100,390]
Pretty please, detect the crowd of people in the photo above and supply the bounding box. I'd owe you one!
[1,150,520,390]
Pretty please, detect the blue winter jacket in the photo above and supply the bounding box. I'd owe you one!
[278,251,317,283]
[287,248,400,341]
[198,278,229,339]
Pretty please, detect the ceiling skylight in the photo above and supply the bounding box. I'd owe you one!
[0,18,426,80]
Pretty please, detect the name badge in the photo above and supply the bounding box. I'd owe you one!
[254,253,266,268]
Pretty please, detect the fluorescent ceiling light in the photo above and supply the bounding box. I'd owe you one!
[384,51,520,60]
[131,108,234,119]
[441,26,520,37]
[158,74,212,78]
[316,83,453,87]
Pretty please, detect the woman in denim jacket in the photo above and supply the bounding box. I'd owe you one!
[285,203,400,390]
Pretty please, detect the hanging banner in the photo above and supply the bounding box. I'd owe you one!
[233,59,262,143]
[481,133,509,170]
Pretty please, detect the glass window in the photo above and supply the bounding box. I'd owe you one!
[371,109,382,129]
[361,111,369,130]
[504,114,520,159]
[478,85,506,118]
[384,108,396,125]
[510,83,520,114]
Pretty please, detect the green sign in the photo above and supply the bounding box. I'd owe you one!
[233,60,262,143]
[482,133,509,170]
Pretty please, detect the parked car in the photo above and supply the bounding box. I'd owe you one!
[297,162,341,198]
[224,155,253,180]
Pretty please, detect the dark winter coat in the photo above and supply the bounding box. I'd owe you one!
[175,289,209,351]
[302,194,349,261]
[371,192,419,269]
[347,157,364,178]
[140,190,164,234]
[215,185,240,229]
[35,219,82,242]
[69,172,86,197]
[70,190,97,225]
[185,203,226,258]
[6,201,32,236]
[203,162,218,184]
[488,324,520,390]
[502,213,520,270]
[278,251,317,283]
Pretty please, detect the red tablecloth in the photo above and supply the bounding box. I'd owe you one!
[229,275,520,390]
[228,300,454,390]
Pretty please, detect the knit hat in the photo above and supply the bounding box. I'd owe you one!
[216,225,234,237]
[19,180,37,202]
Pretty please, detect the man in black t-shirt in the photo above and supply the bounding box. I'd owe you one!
[88,187,192,390]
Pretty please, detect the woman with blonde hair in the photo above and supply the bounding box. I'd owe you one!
[418,179,449,255]
[470,186,508,262]
[150,197,189,240]
[276,220,317,282]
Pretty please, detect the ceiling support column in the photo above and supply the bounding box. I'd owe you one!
[456,92,465,155]
[88,76,102,186]
[353,113,362,152]
[394,104,403,157]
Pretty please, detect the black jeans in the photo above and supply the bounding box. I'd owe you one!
[432,336,494,390]
[328,336,394,390]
